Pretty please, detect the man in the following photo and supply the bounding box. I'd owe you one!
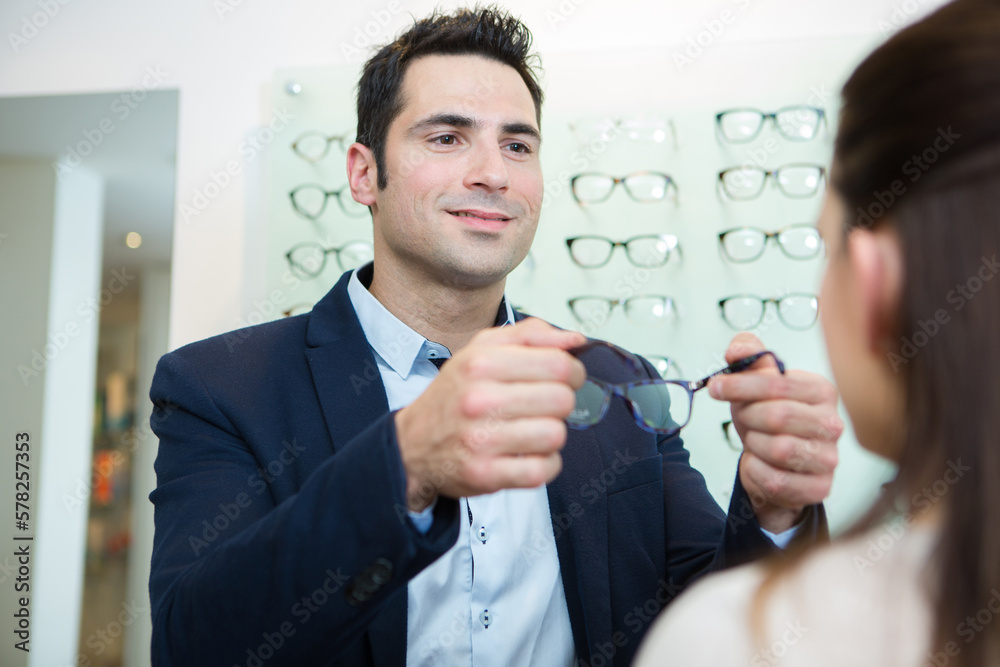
[148,6,841,666]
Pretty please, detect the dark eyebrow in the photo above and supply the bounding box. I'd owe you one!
[501,122,541,143]
[407,113,541,143]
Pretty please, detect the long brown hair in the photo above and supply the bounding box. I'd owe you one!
[758,0,1000,662]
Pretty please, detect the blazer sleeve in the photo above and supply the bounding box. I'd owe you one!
[658,430,829,594]
[632,350,828,596]
[147,350,460,666]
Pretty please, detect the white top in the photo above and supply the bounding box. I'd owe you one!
[635,519,939,667]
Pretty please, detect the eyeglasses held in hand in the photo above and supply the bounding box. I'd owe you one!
[570,171,678,206]
[567,341,785,437]
[291,131,349,162]
[718,224,824,263]
[285,240,374,279]
[717,164,826,201]
[568,295,676,329]
[718,293,819,331]
[569,115,678,148]
[715,106,827,144]
[566,234,681,268]
[289,184,370,219]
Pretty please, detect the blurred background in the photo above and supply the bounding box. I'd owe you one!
[0,0,949,665]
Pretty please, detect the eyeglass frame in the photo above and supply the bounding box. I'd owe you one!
[291,131,349,162]
[714,106,827,144]
[716,163,827,201]
[718,293,820,331]
[717,224,825,263]
[565,234,682,269]
[569,171,679,206]
[289,183,369,220]
[568,341,785,437]
[284,240,374,279]
[567,294,677,327]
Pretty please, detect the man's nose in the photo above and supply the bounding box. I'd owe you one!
[464,142,509,192]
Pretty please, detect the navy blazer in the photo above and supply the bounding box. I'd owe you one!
[148,267,826,666]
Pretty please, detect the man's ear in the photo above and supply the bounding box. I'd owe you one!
[847,226,904,353]
[346,142,378,207]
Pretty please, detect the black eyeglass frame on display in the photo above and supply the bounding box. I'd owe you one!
[714,106,827,144]
[291,131,349,162]
[289,184,369,220]
[565,234,682,269]
[716,163,827,201]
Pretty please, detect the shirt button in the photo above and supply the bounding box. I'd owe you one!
[477,526,489,543]
[479,609,491,628]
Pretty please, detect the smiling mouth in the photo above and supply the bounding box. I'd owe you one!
[448,211,512,222]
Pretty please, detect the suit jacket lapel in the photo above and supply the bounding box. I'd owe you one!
[304,268,391,456]
[304,269,407,666]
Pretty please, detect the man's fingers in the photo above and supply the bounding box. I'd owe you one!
[483,417,568,456]
[739,430,838,475]
[732,399,842,440]
[456,346,585,388]
[740,451,833,509]
[483,452,564,490]
[478,317,585,350]
[459,381,578,421]
[710,369,839,406]
[724,333,766,365]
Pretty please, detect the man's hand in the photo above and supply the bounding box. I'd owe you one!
[395,318,586,511]
[708,333,843,534]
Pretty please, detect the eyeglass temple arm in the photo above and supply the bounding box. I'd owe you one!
[689,350,786,392]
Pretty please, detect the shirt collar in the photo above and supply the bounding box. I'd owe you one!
[347,262,515,380]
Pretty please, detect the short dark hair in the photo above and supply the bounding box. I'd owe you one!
[355,5,544,189]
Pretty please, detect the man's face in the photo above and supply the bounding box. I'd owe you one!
[368,54,543,290]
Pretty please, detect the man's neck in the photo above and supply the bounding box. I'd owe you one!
[367,261,506,354]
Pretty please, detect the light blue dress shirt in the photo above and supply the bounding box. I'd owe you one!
[346,264,799,665]
[347,268,576,667]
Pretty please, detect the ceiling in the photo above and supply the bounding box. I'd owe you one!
[0,90,178,272]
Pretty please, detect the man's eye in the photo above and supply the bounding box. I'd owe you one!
[434,135,457,145]
[507,142,530,153]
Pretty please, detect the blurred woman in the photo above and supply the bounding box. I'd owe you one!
[635,0,1000,664]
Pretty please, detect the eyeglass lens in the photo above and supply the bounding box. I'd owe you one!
[716,106,823,143]
[290,184,369,219]
[286,241,374,278]
[719,225,823,262]
[719,294,819,330]
[567,235,679,268]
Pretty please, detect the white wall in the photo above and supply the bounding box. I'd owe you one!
[30,166,105,667]
[0,157,57,667]
[0,157,104,666]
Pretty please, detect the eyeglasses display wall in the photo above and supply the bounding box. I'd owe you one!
[263,35,896,531]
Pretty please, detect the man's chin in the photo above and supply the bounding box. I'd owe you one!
[432,256,518,290]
